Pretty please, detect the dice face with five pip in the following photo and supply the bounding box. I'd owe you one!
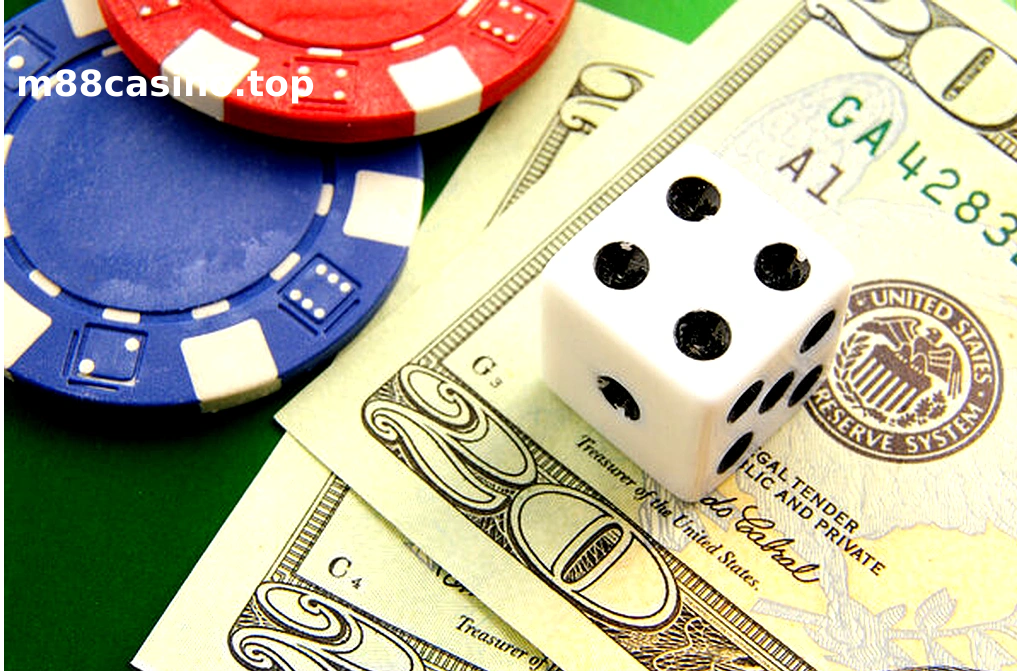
[540,145,853,501]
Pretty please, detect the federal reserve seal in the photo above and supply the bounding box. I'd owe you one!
[806,279,1002,462]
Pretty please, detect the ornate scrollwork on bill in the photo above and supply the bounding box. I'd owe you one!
[559,63,655,134]
[227,475,489,671]
[806,0,1017,152]
[362,364,809,671]
[495,62,655,218]
[364,364,539,514]
[230,582,426,671]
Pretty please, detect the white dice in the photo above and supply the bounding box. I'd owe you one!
[541,145,853,500]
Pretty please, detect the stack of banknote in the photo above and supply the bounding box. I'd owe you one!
[134,1,1017,670]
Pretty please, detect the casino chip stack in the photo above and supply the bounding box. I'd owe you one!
[4,0,573,410]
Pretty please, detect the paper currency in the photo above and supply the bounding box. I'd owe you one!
[133,435,551,671]
[396,2,683,298]
[134,7,686,671]
[280,0,1017,669]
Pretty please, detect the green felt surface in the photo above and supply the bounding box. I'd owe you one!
[5,0,1014,669]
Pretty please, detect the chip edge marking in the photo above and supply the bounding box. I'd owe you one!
[192,299,230,319]
[315,184,334,216]
[3,135,11,238]
[28,270,61,297]
[4,283,53,369]
[458,0,482,16]
[62,0,107,37]
[387,46,483,135]
[307,47,343,57]
[161,29,259,120]
[230,21,263,41]
[391,35,425,51]
[271,252,301,281]
[102,307,141,324]
[180,319,280,412]
[341,170,422,247]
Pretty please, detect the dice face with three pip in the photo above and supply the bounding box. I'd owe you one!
[540,145,853,501]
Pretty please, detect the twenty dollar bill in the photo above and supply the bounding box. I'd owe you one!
[281,0,1017,669]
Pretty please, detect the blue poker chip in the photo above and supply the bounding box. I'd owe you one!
[4,0,424,411]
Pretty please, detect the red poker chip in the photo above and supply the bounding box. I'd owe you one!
[98,0,574,142]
